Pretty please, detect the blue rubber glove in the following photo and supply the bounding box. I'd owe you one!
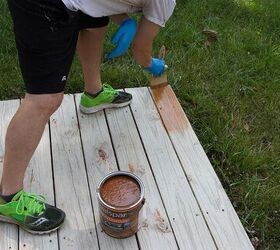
[106,18,137,59]
[145,58,166,77]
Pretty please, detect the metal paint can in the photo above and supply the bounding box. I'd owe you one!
[97,171,145,239]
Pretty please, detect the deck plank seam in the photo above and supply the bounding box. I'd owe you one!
[146,87,219,249]
[104,109,121,172]
[103,115,141,250]
[73,94,101,250]
[77,93,139,249]
[49,114,61,250]
[17,217,19,250]
[14,99,21,250]
[124,88,180,249]
[104,90,140,249]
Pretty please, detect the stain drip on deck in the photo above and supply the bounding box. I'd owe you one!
[155,209,171,233]
[128,163,146,175]
[98,148,107,161]
[30,169,35,184]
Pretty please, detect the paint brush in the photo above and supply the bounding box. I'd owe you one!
[150,46,168,89]
[150,46,189,132]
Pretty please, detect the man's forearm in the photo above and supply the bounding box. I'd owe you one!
[131,16,160,67]
[132,44,152,67]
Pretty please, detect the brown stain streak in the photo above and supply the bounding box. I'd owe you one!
[30,169,35,184]
[152,85,188,132]
[154,209,170,233]
[128,163,146,175]
[128,163,135,173]
[98,149,107,161]
[142,219,149,229]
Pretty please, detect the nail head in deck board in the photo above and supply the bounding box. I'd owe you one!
[105,104,178,250]
[126,88,216,249]
[50,95,99,250]
[75,94,139,250]
[149,87,254,249]
[0,100,20,250]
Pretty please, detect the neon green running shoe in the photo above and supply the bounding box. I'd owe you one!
[79,83,132,114]
[0,190,65,234]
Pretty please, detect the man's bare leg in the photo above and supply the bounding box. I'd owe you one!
[77,27,107,95]
[0,93,63,195]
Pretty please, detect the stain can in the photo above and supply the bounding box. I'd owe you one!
[97,171,145,239]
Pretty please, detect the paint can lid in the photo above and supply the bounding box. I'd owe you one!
[97,171,145,210]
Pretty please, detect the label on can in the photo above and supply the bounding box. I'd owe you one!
[100,206,128,219]
[102,220,131,231]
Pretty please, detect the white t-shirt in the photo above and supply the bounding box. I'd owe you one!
[62,0,176,27]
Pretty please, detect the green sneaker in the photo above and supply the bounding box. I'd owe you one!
[0,190,65,234]
[79,84,132,114]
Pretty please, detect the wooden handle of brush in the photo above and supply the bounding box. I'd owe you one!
[159,46,166,59]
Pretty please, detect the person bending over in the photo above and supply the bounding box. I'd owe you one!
[0,0,175,234]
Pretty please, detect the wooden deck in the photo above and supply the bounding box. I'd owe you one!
[0,87,254,250]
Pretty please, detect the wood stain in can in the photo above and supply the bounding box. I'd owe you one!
[97,171,145,239]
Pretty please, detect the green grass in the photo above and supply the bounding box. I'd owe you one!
[1,0,280,248]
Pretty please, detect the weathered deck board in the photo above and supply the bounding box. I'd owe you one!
[150,85,254,250]
[105,102,178,249]
[20,121,58,250]
[0,100,19,250]
[50,95,98,250]
[75,94,139,250]
[126,88,217,250]
[0,87,253,250]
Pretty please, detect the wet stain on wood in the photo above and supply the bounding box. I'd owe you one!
[63,236,74,242]
[142,219,149,229]
[151,85,188,133]
[187,174,193,182]
[128,163,146,175]
[128,163,135,172]
[155,209,171,233]
[65,129,77,136]
[30,169,35,184]
[98,149,107,161]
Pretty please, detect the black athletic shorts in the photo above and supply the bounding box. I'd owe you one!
[7,0,109,94]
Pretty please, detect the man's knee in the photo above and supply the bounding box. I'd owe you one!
[23,92,64,115]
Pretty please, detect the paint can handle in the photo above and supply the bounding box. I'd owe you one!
[142,198,146,206]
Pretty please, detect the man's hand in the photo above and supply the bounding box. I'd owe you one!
[106,18,137,59]
[145,58,166,77]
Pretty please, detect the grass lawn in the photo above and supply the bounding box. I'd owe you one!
[0,0,279,248]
